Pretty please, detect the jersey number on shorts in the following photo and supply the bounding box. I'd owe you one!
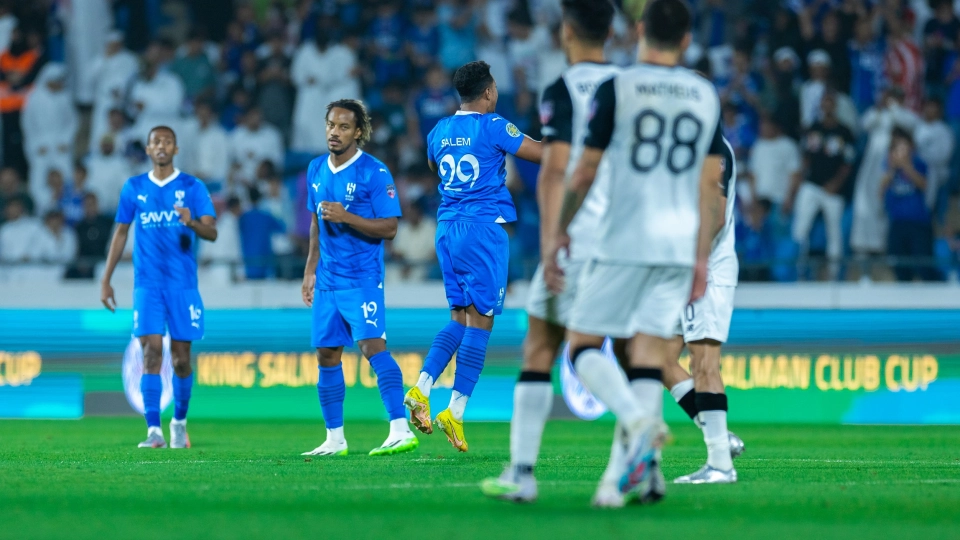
[631,110,703,174]
[438,154,480,191]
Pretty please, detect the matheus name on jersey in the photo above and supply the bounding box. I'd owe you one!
[540,62,621,261]
[584,64,725,267]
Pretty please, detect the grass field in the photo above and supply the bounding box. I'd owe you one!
[2,419,959,540]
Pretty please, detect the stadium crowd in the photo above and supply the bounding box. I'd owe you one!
[1,0,960,283]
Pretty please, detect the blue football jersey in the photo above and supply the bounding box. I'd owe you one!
[115,170,216,290]
[426,111,526,223]
[306,151,402,290]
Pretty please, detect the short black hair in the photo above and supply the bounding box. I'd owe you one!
[326,99,372,148]
[561,0,614,45]
[147,125,177,144]
[453,61,495,103]
[891,127,914,144]
[642,0,692,51]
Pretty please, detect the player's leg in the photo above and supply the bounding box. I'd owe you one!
[302,290,352,456]
[361,342,419,455]
[164,288,205,449]
[661,335,699,424]
[133,287,166,448]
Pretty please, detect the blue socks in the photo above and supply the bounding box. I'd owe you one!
[452,327,491,397]
[369,351,406,420]
[422,320,466,380]
[140,374,162,428]
[317,365,346,429]
[173,374,193,421]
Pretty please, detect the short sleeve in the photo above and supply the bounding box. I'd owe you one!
[490,115,525,155]
[425,124,439,165]
[115,180,135,224]
[306,160,318,212]
[719,138,735,196]
[368,164,402,219]
[707,117,726,156]
[191,181,216,219]
[583,79,616,150]
[540,77,573,144]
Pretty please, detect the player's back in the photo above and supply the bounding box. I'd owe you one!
[591,64,722,267]
[427,112,523,224]
[118,171,214,290]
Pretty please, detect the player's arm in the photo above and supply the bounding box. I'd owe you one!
[559,147,603,236]
[174,184,218,241]
[320,203,398,239]
[100,222,130,313]
[536,78,574,274]
[302,213,319,307]
[512,136,543,164]
[693,119,727,302]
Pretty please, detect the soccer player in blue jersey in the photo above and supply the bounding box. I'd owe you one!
[404,61,542,452]
[100,126,218,449]
[300,99,418,457]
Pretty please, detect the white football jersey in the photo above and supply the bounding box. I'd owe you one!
[584,64,724,266]
[708,137,739,286]
[540,62,621,261]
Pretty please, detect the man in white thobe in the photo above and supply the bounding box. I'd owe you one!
[21,63,78,208]
[914,98,954,212]
[180,100,229,190]
[290,34,360,153]
[88,31,139,152]
[128,43,185,146]
[86,135,132,214]
[66,0,111,105]
[229,107,284,188]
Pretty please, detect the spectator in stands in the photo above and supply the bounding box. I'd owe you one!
[390,201,436,283]
[848,16,885,114]
[128,41,185,144]
[66,192,112,279]
[882,128,938,281]
[368,0,407,85]
[21,63,76,206]
[0,167,33,223]
[259,168,296,279]
[37,169,77,219]
[33,209,77,265]
[230,50,260,107]
[86,134,131,214]
[923,0,959,100]
[717,46,763,124]
[437,0,476,72]
[885,18,924,112]
[290,23,360,154]
[406,6,440,79]
[800,9,851,93]
[200,195,242,283]
[787,91,856,280]
[221,86,251,132]
[88,31,138,152]
[736,198,775,282]
[721,100,756,161]
[170,29,217,102]
[0,198,42,263]
[800,50,833,129]
[61,163,88,227]
[914,97,954,219]
[188,100,230,193]
[0,1,15,55]
[768,46,802,140]
[0,26,44,178]
[229,106,284,188]
[747,117,801,208]
[239,187,285,280]
[409,65,459,145]
[256,32,293,139]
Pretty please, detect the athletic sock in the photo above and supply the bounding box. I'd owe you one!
[669,378,700,424]
[696,392,733,471]
[510,371,553,471]
[140,374,162,428]
[172,373,193,421]
[449,327,491,417]
[389,418,412,437]
[368,351,406,421]
[572,348,643,426]
[419,320,467,396]
[627,368,664,420]
[317,365,346,430]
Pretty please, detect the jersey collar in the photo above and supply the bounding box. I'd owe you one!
[455,110,481,116]
[147,168,181,187]
[327,149,364,174]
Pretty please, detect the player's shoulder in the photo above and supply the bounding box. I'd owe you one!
[123,172,148,190]
[307,154,329,175]
[177,171,205,187]
[357,152,392,176]
[483,113,523,138]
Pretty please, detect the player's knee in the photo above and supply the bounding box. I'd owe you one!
[142,346,163,373]
[315,348,342,368]
[358,339,386,359]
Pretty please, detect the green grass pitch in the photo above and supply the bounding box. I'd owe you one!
[3,419,959,539]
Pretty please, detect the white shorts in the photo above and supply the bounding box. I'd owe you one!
[525,259,586,326]
[674,282,735,343]
[567,261,693,340]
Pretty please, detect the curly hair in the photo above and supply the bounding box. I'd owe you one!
[452,61,495,103]
[326,99,372,148]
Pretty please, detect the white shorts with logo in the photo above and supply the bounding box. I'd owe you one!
[525,259,586,326]
[674,282,735,343]
[567,261,693,339]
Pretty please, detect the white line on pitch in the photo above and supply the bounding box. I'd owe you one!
[748,458,960,466]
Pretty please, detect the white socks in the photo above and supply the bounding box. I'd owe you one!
[416,373,434,397]
[630,378,663,420]
[574,349,643,426]
[389,418,413,438]
[147,426,162,437]
[510,381,553,469]
[700,410,733,471]
[669,379,694,403]
[326,426,345,444]
[448,390,469,421]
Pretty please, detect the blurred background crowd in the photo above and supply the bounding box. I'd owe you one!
[3,0,960,285]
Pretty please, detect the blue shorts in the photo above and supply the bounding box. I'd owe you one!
[436,221,509,316]
[133,288,204,341]
[311,286,387,348]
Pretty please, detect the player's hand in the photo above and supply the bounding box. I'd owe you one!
[320,201,351,224]
[101,281,117,313]
[174,206,192,225]
[301,274,316,307]
[690,258,708,303]
[546,232,571,294]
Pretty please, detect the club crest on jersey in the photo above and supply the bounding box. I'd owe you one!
[345,182,356,201]
[539,100,554,126]
[174,190,185,208]
[506,123,521,138]
[386,184,396,199]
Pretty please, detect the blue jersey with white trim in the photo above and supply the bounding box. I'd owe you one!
[306,150,402,291]
[426,111,525,223]
[115,170,216,290]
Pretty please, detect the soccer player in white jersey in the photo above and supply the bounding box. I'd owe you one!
[662,136,744,484]
[479,0,620,504]
[555,0,726,507]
